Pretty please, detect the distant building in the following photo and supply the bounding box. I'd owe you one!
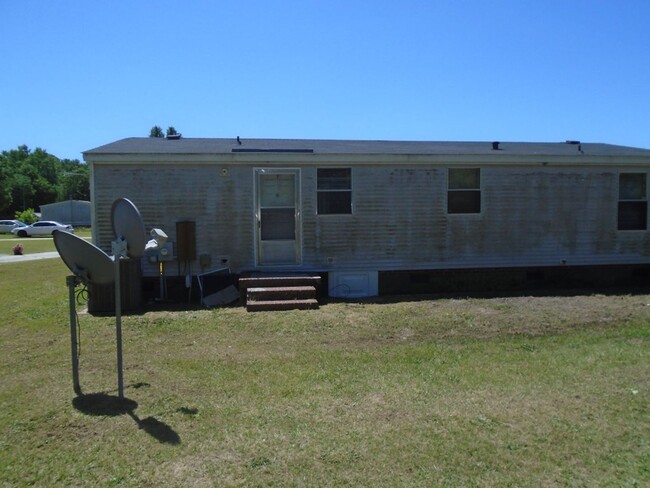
[40,200,91,226]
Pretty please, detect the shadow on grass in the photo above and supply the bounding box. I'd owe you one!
[72,392,181,445]
[130,414,181,445]
[72,393,137,416]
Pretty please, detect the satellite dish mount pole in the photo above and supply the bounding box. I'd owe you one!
[112,237,128,399]
[108,197,166,401]
[66,275,82,396]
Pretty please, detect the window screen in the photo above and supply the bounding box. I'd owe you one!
[618,173,647,230]
[317,168,352,214]
[448,168,481,214]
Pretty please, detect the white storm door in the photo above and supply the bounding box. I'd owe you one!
[255,169,301,265]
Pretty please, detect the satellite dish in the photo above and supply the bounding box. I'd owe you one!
[111,198,146,258]
[56,197,154,399]
[54,230,114,285]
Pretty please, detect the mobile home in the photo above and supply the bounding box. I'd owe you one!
[40,199,91,227]
[84,137,650,297]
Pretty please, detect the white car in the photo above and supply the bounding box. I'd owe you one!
[0,220,27,234]
[11,221,74,237]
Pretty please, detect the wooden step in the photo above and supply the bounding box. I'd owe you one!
[239,275,321,306]
[247,285,316,302]
[246,298,319,312]
[239,275,321,290]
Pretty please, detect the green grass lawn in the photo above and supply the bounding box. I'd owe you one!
[0,237,57,254]
[0,228,92,255]
[0,259,648,486]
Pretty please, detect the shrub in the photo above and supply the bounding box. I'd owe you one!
[14,208,38,224]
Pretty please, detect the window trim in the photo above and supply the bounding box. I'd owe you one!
[317,167,353,215]
[447,167,482,215]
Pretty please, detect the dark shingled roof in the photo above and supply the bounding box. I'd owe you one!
[84,137,650,157]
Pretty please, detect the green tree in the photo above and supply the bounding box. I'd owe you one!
[11,174,34,212]
[166,126,178,137]
[0,152,13,214]
[0,145,90,217]
[149,126,164,138]
[2,145,32,214]
[25,148,59,206]
[57,159,89,201]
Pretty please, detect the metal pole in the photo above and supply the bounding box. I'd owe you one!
[159,259,164,300]
[115,257,124,398]
[67,276,82,396]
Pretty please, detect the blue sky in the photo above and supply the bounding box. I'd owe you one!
[2,0,649,161]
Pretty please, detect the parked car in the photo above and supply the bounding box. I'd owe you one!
[0,220,27,234]
[11,221,74,237]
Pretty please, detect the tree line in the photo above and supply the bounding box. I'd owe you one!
[0,145,89,218]
[1,125,179,218]
[149,126,179,138]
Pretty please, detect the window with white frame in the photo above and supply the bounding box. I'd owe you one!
[448,168,481,214]
[317,168,352,214]
[618,173,647,230]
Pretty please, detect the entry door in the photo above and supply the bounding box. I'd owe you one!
[255,169,301,265]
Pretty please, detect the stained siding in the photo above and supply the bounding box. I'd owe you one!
[92,163,256,276]
[306,165,648,272]
[91,161,649,277]
[304,166,443,269]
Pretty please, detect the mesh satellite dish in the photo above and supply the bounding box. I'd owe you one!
[53,230,114,285]
[111,198,146,258]
[111,198,169,302]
